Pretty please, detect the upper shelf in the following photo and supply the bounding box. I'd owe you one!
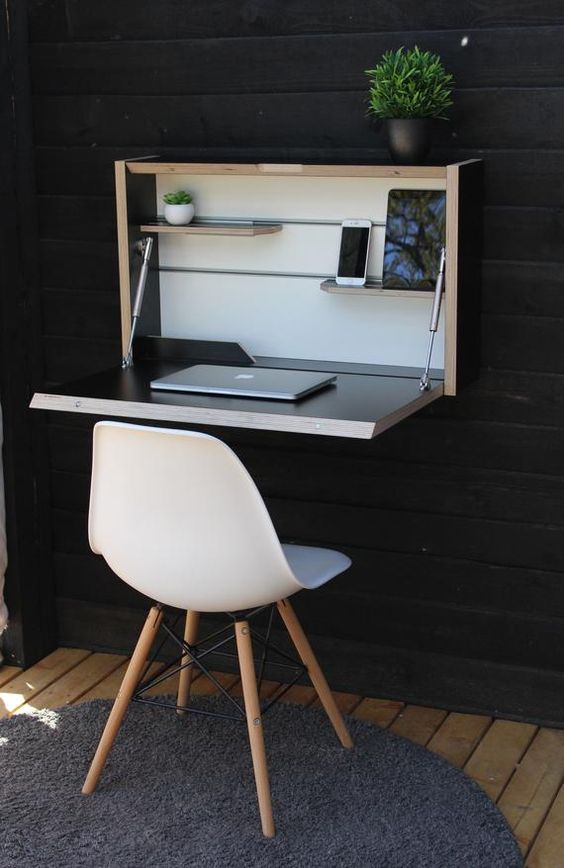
[127,161,449,179]
[140,220,282,236]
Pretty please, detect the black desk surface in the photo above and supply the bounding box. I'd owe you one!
[30,357,444,440]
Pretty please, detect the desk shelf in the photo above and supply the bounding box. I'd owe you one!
[320,279,438,299]
[140,220,282,236]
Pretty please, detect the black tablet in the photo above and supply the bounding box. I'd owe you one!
[382,189,446,289]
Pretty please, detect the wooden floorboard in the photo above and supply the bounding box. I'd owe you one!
[526,785,564,868]
[77,658,131,702]
[0,665,22,688]
[464,719,538,802]
[12,652,125,715]
[351,696,404,727]
[311,688,361,715]
[499,727,564,860]
[1,651,563,866]
[0,648,90,718]
[388,705,448,746]
[427,711,492,768]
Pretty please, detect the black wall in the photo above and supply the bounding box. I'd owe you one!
[5,1,564,723]
[0,0,56,665]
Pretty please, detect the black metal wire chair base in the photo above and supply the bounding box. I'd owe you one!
[132,604,308,722]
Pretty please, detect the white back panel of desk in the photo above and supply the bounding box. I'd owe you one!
[156,174,446,368]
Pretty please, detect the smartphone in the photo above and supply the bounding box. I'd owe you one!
[336,219,372,286]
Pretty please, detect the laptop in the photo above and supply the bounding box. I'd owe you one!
[150,365,337,401]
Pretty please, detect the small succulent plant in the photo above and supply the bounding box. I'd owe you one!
[366,46,454,119]
[163,190,193,205]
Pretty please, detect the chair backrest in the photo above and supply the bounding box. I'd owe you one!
[88,421,302,612]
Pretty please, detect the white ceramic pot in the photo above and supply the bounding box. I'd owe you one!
[163,203,195,225]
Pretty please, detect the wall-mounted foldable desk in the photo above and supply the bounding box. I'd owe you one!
[31,160,482,438]
[32,357,444,440]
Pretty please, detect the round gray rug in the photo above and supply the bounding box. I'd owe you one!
[0,696,522,868]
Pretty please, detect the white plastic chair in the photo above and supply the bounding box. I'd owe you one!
[82,421,353,837]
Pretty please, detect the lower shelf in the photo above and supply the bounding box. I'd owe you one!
[320,279,438,298]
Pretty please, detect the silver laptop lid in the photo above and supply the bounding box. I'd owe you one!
[150,365,337,401]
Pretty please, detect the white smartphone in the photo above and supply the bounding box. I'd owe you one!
[336,219,372,286]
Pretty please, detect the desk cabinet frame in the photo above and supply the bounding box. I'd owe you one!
[116,159,482,397]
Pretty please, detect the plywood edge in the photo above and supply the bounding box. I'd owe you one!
[447,158,483,169]
[139,222,282,236]
[320,279,441,299]
[444,164,460,395]
[29,393,377,439]
[126,162,447,179]
[372,381,444,436]
[30,380,443,439]
[115,160,132,357]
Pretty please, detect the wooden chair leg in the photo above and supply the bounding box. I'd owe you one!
[82,604,164,795]
[276,598,353,749]
[235,620,275,838]
[177,610,200,714]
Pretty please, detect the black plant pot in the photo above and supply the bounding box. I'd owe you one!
[384,118,434,165]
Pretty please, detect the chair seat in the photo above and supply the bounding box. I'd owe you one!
[281,544,351,590]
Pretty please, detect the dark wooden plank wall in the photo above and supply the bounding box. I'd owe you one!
[0,0,56,664]
[19,0,564,722]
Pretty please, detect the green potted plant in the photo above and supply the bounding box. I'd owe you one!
[162,190,194,225]
[365,46,454,164]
